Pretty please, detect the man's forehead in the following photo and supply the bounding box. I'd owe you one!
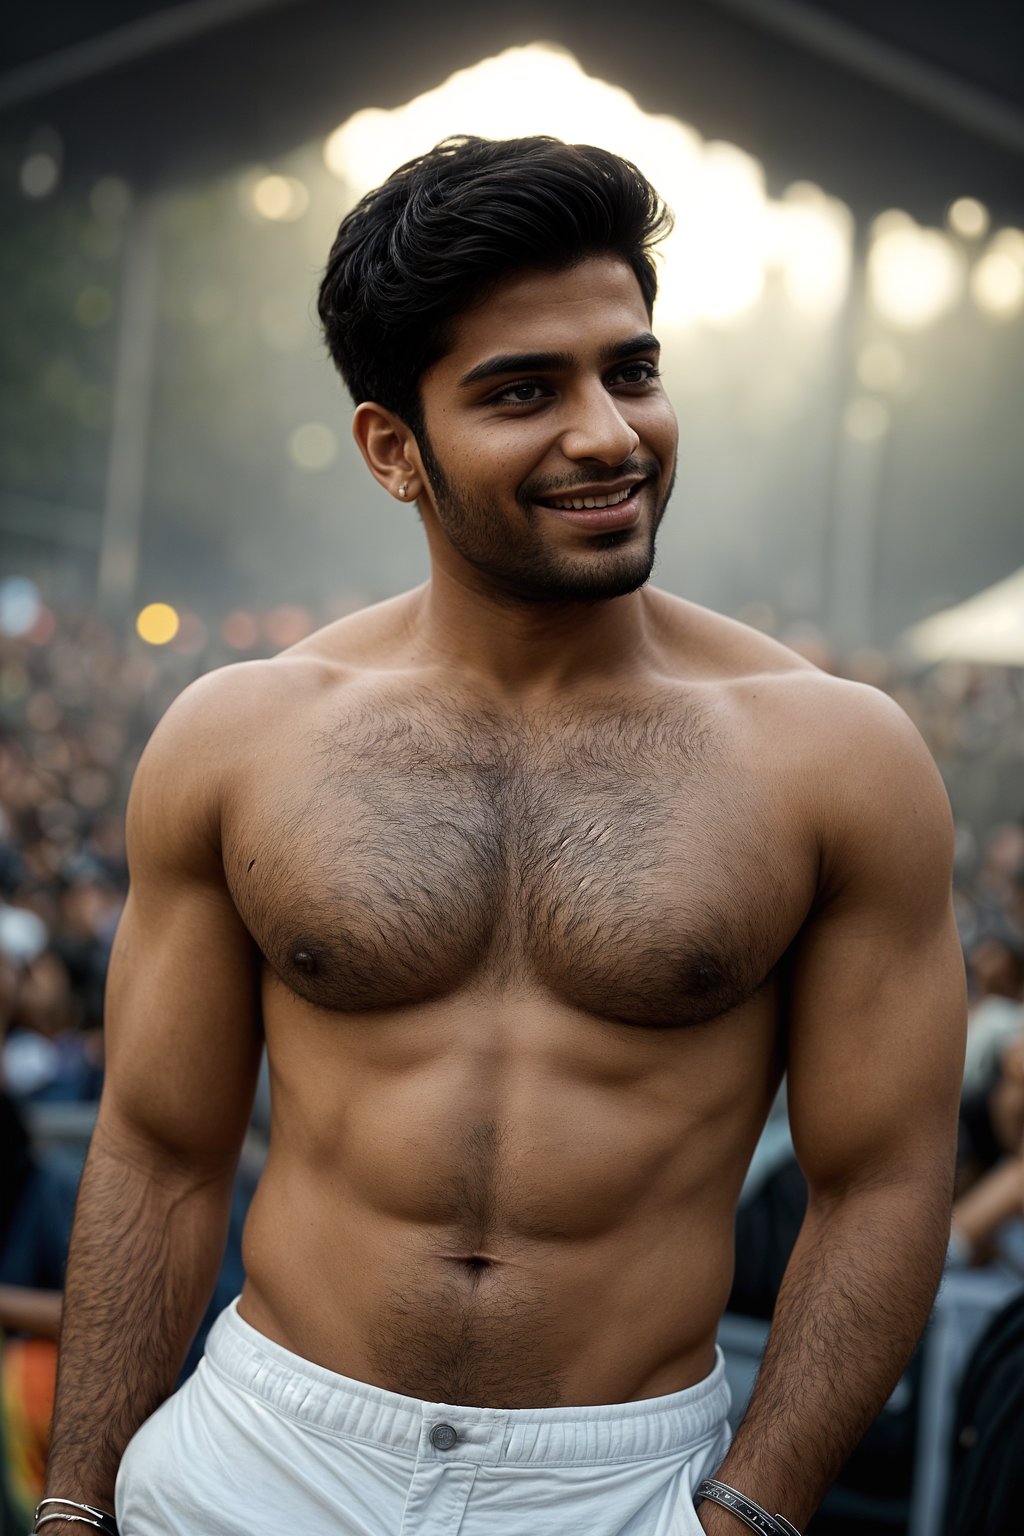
[441,256,652,372]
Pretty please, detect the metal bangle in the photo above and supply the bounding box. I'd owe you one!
[695,1479,803,1536]
[34,1498,119,1536]
[35,1518,115,1534]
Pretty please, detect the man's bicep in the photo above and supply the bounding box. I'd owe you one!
[785,700,966,1197]
[99,684,263,1170]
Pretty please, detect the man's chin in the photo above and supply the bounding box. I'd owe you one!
[505,548,657,605]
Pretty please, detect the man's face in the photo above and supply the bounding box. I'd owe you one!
[414,256,678,604]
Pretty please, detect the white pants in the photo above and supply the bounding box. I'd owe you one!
[116,1300,731,1536]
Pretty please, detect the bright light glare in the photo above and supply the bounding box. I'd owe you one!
[991,227,1024,265]
[323,44,853,329]
[767,182,853,319]
[136,603,180,645]
[947,197,989,239]
[325,46,651,192]
[870,209,915,240]
[251,175,309,222]
[288,422,338,472]
[867,221,965,331]
[970,250,1024,318]
[657,141,767,326]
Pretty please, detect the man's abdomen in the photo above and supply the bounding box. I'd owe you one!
[240,980,778,1405]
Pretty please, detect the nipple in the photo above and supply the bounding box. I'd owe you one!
[293,949,318,975]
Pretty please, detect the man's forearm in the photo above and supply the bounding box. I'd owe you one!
[45,1119,235,1519]
[699,1173,951,1534]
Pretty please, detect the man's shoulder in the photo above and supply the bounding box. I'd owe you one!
[145,596,411,753]
[649,589,919,750]
[649,591,949,847]
[650,588,819,688]
[143,653,329,759]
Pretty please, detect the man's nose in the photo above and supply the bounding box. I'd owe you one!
[559,387,641,466]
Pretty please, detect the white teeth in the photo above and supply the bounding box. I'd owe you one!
[547,485,635,510]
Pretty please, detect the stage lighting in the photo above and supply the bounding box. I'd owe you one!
[136,603,180,645]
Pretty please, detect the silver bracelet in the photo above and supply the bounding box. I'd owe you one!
[695,1479,803,1536]
[34,1498,119,1536]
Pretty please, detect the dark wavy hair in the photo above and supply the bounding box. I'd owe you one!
[317,135,673,436]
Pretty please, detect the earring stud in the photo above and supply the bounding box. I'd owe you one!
[398,482,408,498]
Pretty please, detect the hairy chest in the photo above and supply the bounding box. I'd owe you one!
[225,698,811,1026]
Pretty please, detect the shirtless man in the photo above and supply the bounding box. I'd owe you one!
[43,136,966,1536]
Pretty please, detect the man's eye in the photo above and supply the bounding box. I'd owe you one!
[612,362,661,386]
[492,382,548,405]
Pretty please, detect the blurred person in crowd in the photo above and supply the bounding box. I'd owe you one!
[961,928,1024,1098]
[42,137,967,1536]
[975,823,1024,916]
[0,941,77,1532]
[1007,862,1024,940]
[951,1027,1024,1267]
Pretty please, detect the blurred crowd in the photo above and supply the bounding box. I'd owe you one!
[1,603,1023,1527]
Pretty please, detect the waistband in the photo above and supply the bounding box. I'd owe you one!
[202,1299,730,1467]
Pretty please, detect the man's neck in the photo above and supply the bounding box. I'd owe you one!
[402,567,661,703]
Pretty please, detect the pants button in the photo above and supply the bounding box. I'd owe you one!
[430,1423,458,1451]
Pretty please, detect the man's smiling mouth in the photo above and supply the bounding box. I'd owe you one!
[534,477,649,512]
[544,485,635,511]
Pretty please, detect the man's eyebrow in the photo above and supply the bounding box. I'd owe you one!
[457,333,661,390]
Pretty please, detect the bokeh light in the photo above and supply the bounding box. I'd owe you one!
[867,220,965,330]
[870,209,915,240]
[265,605,313,647]
[947,197,989,240]
[288,421,338,472]
[135,603,181,645]
[970,249,1024,318]
[0,577,43,637]
[990,227,1024,265]
[20,152,60,199]
[221,611,260,649]
[768,181,853,320]
[251,174,309,222]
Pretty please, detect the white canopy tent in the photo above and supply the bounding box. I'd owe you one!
[903,566,1024,666]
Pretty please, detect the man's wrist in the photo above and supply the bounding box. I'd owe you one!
[34,1496,119,1535]
[695,1479,803,1536]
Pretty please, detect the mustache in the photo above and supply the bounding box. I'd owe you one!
[521,458,660,501]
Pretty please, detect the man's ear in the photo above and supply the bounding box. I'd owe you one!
[352,402,425,505]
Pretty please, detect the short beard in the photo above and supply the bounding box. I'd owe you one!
[416,430,673,607]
